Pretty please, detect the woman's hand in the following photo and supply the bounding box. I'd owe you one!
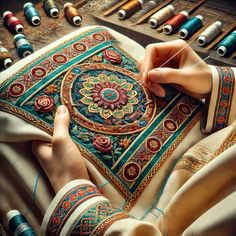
[138,39,212,99]
[32,105,90,193]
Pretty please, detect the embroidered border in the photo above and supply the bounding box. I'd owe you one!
[46,184,100,236]
[71,201,129,236]
[213,67,235,132]
[174,156,206,173]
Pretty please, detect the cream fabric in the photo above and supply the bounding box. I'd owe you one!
[0,25,236,235]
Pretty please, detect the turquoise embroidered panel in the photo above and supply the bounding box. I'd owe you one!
[0,28,202,208]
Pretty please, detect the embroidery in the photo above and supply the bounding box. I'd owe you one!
[46,184,100,236]
[213,67,235,132]
[71,201,129,236]
[0,28,203,209]
[174,155,206,173]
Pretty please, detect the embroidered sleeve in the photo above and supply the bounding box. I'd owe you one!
[202,66,236,133]
[41,180,161,236]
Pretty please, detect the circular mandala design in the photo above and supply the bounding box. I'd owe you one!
[73,42,87,52]
[31,67,47,79]
[123,162,141,182]
[178,103,191,116]
[104,49,122,64]
[8,82,25,97]
[52,54,68,64]
[92,33,106,41]
[145,137,162,153]
[163,119,178,132]
[61,63,156,135]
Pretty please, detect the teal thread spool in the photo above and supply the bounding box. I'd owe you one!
[7,210,37,236]
[217,30,236,57]
[14,34,34,58]
[23,2,41,26]
[43,0,59,18]
[179,15,203,39]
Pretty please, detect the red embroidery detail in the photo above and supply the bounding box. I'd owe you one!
[92,33,106,41]
[178,103,191,116]
[8,82,25,97]
[31,67,47,79]
[52,54,68,64]
[123,162,141,182]
[93,134,113,153]
[163,119,178,132]
[104,49,122,64]
[34,95,54,113]
[145,137,162,153]
[72,42,87,52]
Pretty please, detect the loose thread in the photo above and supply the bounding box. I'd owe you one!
[64,2,82,26]
[118,0,143,20]
[156,207,168,236]
[149,4,175,29]
[197,21,223,46]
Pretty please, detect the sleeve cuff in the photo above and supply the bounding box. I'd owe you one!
[202,66,236,133]
[41,179,129,236]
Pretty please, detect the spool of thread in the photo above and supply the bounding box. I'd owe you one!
[0,41,13,69]
[179,15,203,39]
[7,210,36,236]
[14,34,34,58]
[64,3,82,26]
[43,0,59,18]
[163,11,189,34]
[197,21,223,46]
[217,30,236,57]
[118,0,144,20]
[23,2,41,26]
[3,11,24,34]
[149,5,175,28]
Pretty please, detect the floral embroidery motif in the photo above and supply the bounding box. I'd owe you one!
[31,67,47,79]
[213,67,235,131]
[145,137,162,153]
[123,162,141,182]
[80,73,138,119]
[34,95,54,113]
[8,82,25,97]
[45,84,57,94]
[52,54,68,64]
[93,134,113,153]
[104,49,122,64]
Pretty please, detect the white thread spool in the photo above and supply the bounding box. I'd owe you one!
[197,21,223,46]
[118,0,144,20]
[149,5,175,28]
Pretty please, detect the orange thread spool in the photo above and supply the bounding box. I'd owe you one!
[118,0,142,20]
[163,11,189,34]
[64,3,82,26]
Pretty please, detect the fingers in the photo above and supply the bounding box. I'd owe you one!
[139,39,190,76]
[52,105,71,147]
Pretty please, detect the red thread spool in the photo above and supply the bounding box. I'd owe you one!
[163,11,189,34]
[3,11,24,34]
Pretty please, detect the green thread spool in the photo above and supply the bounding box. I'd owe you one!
[179,15,203,39]
[14,34,34,58]
[43,0,59,18]
[0,41,13,69]
[7,210,36,236]
[23,2,41,26]
[217,30,236,57]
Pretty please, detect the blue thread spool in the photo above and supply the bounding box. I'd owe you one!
[23,2,41,26]
[7,210,37,236]
[14,34,34,58]
[179,15,203,39]
[217,30,236,57]
[43,0,59,18]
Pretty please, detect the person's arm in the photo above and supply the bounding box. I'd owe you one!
[138,40,236,133]
[32,106,161,236]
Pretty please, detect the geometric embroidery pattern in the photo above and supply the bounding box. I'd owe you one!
[46,184,100,236]
[71,201,129,236]
[213,67,235,132]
